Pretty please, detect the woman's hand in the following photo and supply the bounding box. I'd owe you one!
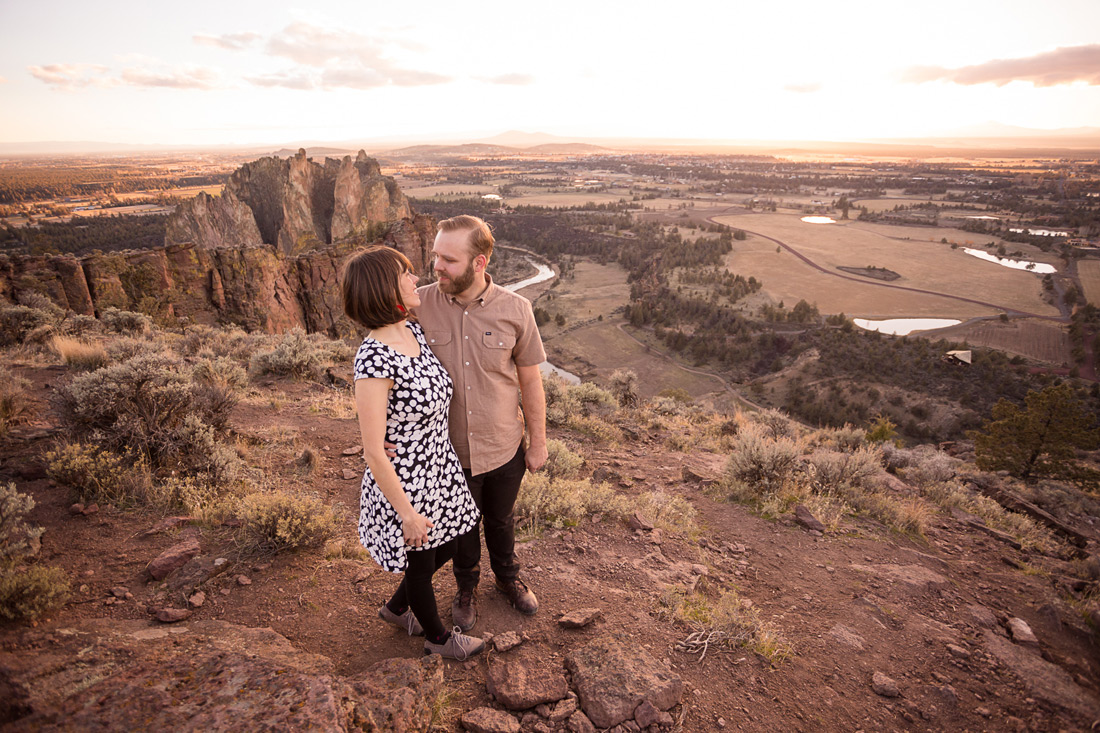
[400,511,434,548]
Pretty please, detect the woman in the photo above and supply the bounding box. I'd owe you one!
[341,245,484,660]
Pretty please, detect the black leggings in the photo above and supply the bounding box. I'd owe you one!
[387,537,457,640]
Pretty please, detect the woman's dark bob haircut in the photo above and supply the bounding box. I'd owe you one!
[341,245,416,330]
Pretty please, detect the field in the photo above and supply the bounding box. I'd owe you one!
[530,260,724,398]
[934,318,1071,365]
[1079,259,1100,306]
[401,183,498,199]
[712,212,1059,319]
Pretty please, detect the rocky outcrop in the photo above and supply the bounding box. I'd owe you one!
[1,619,443,732]
[0,150,433,336]
[167,149,413,258]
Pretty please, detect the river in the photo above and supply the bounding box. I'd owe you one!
[503,256,581,385]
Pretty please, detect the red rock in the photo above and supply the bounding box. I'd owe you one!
[559,608,602,629]
[486,655,569,710]
[461,707,520,733]
[156,607,192,623]
[146,538,201,581]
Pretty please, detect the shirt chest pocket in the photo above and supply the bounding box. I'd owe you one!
[481,331,516,369]
[424,330,454,364]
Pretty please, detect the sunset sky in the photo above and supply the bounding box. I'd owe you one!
[1,0,1098,148]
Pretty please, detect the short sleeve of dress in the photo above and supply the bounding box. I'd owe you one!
[353,340,396,382]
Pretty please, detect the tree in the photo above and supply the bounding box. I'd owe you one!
[970,383,1100,486]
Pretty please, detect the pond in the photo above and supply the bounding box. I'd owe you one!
[800,216,836,224]
[853,317,961,336]
[962,248,1056,274]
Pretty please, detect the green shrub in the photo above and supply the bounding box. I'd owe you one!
[0,306,51,346]
[236,491,338,554]
[61,314,100,336]
[544,439,584,480]
[180,325,263,360]
[609,369,638,408]
[193,356,249,393]
[45,443,151,506]
[804,446,882,493]
[515,474,627,531]
[99,307,151,334]
[725,422,802,494]
[249,329,326,379]
[0,483,69,622]
[1,482,43,564]
[54,353,236,471]
[0,564,70,621]
[0,368,32,437]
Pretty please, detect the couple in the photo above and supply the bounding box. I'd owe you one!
[341,215,548,660]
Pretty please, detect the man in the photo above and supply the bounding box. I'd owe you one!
[414,214,548,631]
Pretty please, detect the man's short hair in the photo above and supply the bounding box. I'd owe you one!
[340,245,415,330]
[438,215,494,260]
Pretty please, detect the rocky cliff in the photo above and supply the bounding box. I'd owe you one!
[0,150,431,335]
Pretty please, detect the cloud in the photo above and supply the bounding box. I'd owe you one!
[0,76,7,84]
[28,63,115,90]
[262,21,452,89]
[193,31,261,51]
[479,73,535,86]
[903,44,1100,87]
[120,66,220,90]
[783,82,822,93]
[30,60,220,91]
[244,71,317,90]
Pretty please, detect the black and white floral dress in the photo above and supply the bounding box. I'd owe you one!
[354,321,479,573]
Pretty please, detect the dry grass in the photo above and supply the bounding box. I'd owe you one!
[51,336,109,371]
[921,480,1063,553]
[660,583,792,664]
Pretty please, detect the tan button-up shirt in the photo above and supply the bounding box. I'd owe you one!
[415,275,546,475]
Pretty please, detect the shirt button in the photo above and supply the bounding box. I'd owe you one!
[468,410,472,414]
[465,361,470,366]
[465,336,468,340]
[430,339,435,343]
[498,342,503,346]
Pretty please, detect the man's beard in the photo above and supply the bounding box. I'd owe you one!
[438,260,476,295]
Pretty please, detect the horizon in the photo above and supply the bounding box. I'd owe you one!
[1,1,1100,149]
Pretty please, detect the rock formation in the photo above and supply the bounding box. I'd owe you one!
[0,149,432,335]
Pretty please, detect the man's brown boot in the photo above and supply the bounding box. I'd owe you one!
[452,588,477,632]
[495,578,538,615]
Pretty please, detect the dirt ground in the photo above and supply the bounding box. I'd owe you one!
[2,357,1099,732]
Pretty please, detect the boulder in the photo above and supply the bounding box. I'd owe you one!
[343,655,444,732]
[983,629,1100,721]
[485,655,569,711]
[565,636,682,728]
[0,619,448,732]
[793,504,826,533]
[871,671,900,698]
[146,538,201,581]
[461,707,520,733]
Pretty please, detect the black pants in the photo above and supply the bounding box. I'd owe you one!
[388,538,457,640]
[453,444,526,590]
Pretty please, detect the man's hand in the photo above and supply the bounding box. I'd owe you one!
[525,441,548,472]
[364,442,398,460]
